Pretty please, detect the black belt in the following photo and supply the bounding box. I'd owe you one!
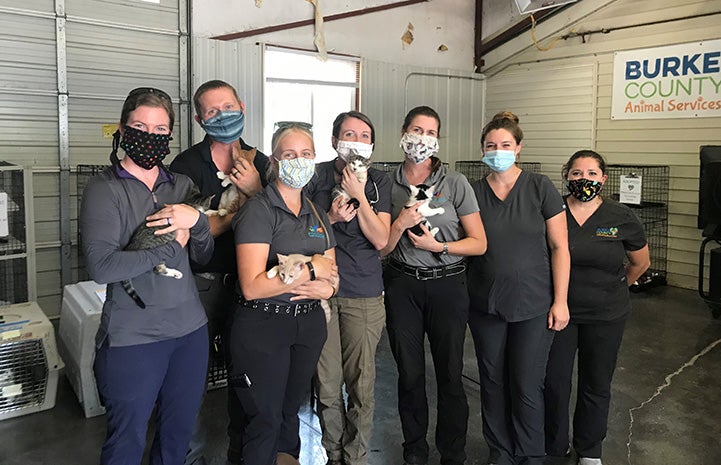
[389,258,466,281]
[239,298,320,317]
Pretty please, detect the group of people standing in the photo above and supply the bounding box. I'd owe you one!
[80,80,650,465]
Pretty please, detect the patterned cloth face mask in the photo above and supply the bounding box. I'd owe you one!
[275,157,316,189]
[119,126,172,170]
[335,140,374,161]
[201,110,245,144]
[399,132,439,164]
[567,178,604,202]
[482,150,516,172]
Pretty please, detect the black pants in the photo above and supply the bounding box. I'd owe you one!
[383,266,469,465]
[185,273,239,465]
[228,301,327,465]
[544,318,627,459]
[468,312,554,465]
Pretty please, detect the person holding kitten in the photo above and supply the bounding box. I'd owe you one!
[231,122,338,465]
[304,111,392,465]
[80,87,213,465]
[169,79,269,465]
[381,106,487,465]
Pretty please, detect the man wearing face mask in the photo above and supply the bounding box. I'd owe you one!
[170,79,269,465]
[303,111,392,465]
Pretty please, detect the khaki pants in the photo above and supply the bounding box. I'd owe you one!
[315,295,386,465]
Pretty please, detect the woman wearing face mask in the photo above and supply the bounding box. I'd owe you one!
[466,111,570,465]
[230,123,338,465]
[544,150,650,465]
[381,106,487,465]
[304,111,391,465]
[79,87,214,465]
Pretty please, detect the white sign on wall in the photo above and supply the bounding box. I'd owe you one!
[619,175,642,205]
[0,192,8,237]
[612,39,721,120]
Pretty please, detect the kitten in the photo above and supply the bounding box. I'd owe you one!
[405,183,445,237]
[121,187,213,309]
[266,253,335,323]
[210,146,257,217]
[331,154,371,210]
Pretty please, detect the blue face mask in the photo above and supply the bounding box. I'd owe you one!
[201,110,245,144]
[482,150,516,172]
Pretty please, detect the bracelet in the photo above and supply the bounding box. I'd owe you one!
[306,261,317,281]
[441,241,449,255]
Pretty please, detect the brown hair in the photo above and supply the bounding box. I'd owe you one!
[402,106,441,136]
[120,88,174,130]
[481,111,522,145]
[332,111,375,144]
[562,149,608,178]
[193,80,241,118]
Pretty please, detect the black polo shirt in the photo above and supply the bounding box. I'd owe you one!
[170,135,269,274]
[232,182,337,305]
[304,161,391,298]
[566,197,646,323]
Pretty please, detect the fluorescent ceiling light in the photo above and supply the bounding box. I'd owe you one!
[514,0,579,15]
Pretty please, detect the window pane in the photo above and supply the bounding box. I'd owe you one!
[265,49,357,84]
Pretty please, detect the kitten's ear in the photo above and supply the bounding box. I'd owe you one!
[409,185,419,195]
[294,262,305,272]
[277,253,288,265]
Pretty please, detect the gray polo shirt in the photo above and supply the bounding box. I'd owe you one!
[232,182,337,305]
[388,162,480,268]
[80,165,213,348]
[467,171,565,322]
[304,160,391,298]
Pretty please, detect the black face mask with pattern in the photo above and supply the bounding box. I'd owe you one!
[567,178,603,202]
[118,126,172,170]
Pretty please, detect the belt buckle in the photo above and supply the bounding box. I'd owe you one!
[293,305,301,317]
[414,267,423,280]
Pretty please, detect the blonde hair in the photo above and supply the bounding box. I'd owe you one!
[267,123,315,181]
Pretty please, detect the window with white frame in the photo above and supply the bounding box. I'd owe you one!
[263,45,360,163]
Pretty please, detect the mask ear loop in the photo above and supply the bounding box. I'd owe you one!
[109,129,122,165]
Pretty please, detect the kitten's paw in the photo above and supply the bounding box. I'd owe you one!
[430,227,440,237]
[204,209,219,217]
[267,267,278,279]
[169,270,183,279]
[218,209,228,217]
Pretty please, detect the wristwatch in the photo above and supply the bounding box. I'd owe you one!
[441,242,449,255]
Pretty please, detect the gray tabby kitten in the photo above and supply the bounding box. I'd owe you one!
[122,186,213,309]
[331,153,371,210]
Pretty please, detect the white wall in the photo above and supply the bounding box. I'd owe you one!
[192,0,476,72]
[481,0,721,289]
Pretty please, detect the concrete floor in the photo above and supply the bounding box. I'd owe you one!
[1,285,720,465]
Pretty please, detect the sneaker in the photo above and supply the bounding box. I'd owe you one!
[578,458,602,465]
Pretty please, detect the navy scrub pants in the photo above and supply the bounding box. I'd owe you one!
[94,325,209,465]
[544,318,627,459]
[383,266,470,465]
[227,302,327,465]
[468,312,554,465]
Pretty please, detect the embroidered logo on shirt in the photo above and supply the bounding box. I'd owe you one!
[308,225,325,239]
[596,227,619,238]
[433,190,448,204]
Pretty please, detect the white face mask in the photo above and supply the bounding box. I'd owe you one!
[399,132,439,164]
[335,140,374,162]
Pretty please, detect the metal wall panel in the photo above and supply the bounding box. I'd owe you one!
[483,0,720,289]
[361,59,486,171]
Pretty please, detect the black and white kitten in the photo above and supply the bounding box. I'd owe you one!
[121,186,213,309]
[405,183,445,237]
[331,154,371,210]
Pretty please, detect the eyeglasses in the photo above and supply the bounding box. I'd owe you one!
[273,121,313,132]
[127,87,173,103]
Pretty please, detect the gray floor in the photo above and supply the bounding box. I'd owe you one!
[2,285,721,465]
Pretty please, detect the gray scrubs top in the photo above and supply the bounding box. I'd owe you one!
[304,160,391,298]
[389,161,479,268]
[467,171,565,322]
[232,182,337,306]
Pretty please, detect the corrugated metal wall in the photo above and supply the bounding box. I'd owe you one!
[0,0,188,317]
[482,0,721,289]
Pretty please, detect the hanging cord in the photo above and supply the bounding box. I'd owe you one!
[530,13,565,51]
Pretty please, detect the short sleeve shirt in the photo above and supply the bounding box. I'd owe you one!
[566,197,647,323]
[389,162,480,267]
[304,161,392,298]
[170,136,270,274]
[467,171,566,322]
[232,182,337,305]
